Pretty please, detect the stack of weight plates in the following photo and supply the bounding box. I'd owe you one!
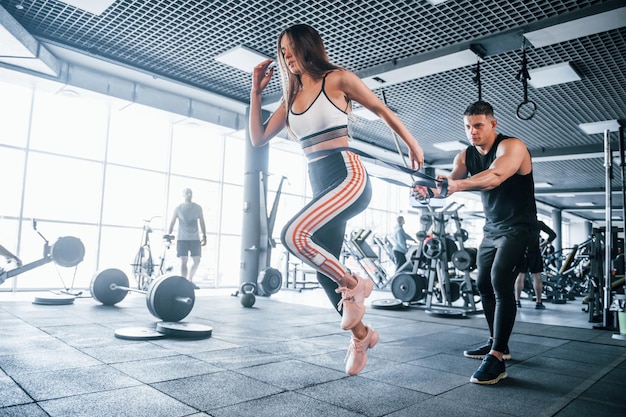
[114,322,213,340]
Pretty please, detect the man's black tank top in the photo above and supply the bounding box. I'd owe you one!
[465,133,537,238]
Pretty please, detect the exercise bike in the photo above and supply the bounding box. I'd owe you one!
[0,220,85,300]
[131,216,174,290]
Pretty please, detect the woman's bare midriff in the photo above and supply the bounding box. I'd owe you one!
[304,136,351,162]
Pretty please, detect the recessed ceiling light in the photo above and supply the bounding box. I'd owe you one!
[524,7,626,47]
[57,0,116,15]
[576,202,595,207]
[215,45,271,73]
[553,193,577,198]
[433,141,468,152]
[353,107,379,121]
[360,49,478,89]
[578,120,621,135]
[535,182,553,188]
[528,62,581,88]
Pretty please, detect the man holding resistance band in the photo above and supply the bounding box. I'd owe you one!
[414,101,538,384]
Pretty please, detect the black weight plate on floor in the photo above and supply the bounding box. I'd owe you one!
[32,294,75,305]
[114,326,167,340]
[156,321,213,339]
[90,268,129,305]
[258,267,282,296]
[371,299,406,310]
[146,274,195,322]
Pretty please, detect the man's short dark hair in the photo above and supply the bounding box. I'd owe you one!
[464,101,494,118]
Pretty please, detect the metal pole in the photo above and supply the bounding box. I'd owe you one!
[602,129,613,328]
[612,125,626,340]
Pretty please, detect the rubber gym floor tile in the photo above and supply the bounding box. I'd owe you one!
[563,339,626,355]
[297,376,430,416]
[0,374,32,408]
[515,355,618,380]
[0,348,102,376]
[601,365,626,384]
[376,321,456,342]
[9,364,141,401]
[111,354,221,384]
[362,362,469,395]
[384,396,499,417]
[408,352,488,377]
[541,345,624,366]
[555,398,626,417]
[252,338,341,357]
[190,346,288,370]
[299,347,395,375]
[579,379,626,407]
[209,390,364,417]
[0,403,49,417]
[508,332,572,348]
[536,325,607,342]
[236,358,346,390]
[78,340,177,364]
[364,341,435,363]
[0,333,71,356]
[38,323,124,349]
[38,385,195,417]
[437,376,574,417]
[151,371,284,411]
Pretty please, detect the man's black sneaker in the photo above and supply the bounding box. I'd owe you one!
[463,339,511,360]
[535,303,545,310]
[516,300,521,308]
[470,353,507,384]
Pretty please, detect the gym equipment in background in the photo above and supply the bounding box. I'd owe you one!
[131,216,174,291]
[343,229,393,289]
[0,219,85,305]
[247,172,286,297]
[90,268,195,322]
[388,202,481,317]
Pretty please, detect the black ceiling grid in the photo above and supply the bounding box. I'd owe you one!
[1,0,624,221]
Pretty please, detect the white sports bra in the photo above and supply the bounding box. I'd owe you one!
[287,73,349,149]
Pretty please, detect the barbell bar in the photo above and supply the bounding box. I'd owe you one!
[109,283,193,306]
[90,268,195,322]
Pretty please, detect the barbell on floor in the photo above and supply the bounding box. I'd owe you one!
[90,268,195,322]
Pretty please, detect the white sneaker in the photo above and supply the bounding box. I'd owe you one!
[336,274,374,330]
[345,325,379,376]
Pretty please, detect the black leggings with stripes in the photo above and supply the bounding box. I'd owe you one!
[280,150,372,313]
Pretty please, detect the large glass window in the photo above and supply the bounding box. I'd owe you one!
[3,73,577,292]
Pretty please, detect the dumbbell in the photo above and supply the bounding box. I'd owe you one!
[90,268,195,322]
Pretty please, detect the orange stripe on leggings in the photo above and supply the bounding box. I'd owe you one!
[289,152,367,282]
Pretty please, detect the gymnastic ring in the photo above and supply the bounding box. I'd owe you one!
[516,100,537,121]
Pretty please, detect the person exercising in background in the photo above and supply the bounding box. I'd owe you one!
[414,101,537,385]
[168,188,206,289]
[515,220,557,309]
[392,215,415,271]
